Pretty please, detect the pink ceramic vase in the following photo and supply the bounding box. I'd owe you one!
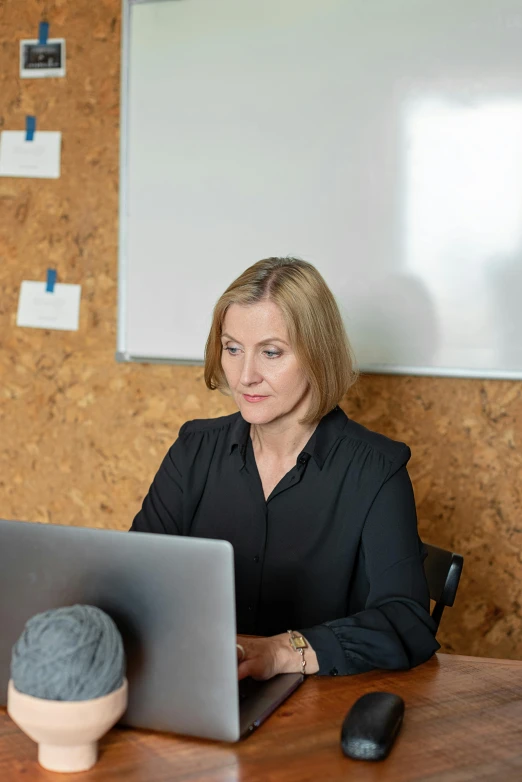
[7,678,128,773]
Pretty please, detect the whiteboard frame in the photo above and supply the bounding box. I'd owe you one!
[116,0,131,362]
[116,0,522,380]
[118,0,182,365]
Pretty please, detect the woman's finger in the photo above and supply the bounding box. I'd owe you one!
[238,660,252,681]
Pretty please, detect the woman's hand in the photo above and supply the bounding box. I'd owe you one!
[236,633,319,681]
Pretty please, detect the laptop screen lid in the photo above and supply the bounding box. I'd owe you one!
[0,519,241,741]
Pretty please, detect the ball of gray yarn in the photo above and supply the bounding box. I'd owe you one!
[11,605,126,701]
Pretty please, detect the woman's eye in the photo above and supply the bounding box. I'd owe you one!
[264,350,282,359]
[223,346,240,355]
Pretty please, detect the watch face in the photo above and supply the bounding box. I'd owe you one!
[292,636,308,649]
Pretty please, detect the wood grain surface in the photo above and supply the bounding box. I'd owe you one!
[1,654,522,782]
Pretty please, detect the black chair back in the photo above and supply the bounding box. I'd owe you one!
[423,542,464,629]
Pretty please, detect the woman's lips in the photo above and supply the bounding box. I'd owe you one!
[243,394,268,403]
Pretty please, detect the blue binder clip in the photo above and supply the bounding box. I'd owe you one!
[25,116,36,142]
[38,22,49,45]
[46,269,57,293]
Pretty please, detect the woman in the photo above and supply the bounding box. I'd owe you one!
[131,257,439,680]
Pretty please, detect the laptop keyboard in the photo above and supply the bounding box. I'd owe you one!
[238,677,266,703]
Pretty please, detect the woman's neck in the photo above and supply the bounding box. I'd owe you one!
[250,417,317,463]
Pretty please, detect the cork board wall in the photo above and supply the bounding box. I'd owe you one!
[0,0,521,661]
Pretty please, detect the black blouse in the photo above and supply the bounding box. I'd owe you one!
[130,406,440,675]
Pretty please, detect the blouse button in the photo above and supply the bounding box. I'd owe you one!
[253,555,260,563]
[330,667,339,676]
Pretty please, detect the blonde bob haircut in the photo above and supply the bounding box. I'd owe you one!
[204,257,358,425]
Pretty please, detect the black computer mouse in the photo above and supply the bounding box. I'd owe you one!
[341,691,404,761]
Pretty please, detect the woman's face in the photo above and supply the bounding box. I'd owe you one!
[220,300,311,427]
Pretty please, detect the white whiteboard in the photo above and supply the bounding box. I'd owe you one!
[118,0,522,378]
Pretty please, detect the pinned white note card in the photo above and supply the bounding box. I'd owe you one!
[17,281,81,331]
[0,131,61,179]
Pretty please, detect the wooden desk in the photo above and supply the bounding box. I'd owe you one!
[1,653,522,781]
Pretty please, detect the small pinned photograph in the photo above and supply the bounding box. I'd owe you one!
[20,38,66,78]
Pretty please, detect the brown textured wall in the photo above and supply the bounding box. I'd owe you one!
[0,0,521,661]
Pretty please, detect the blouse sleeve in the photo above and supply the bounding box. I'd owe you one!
[300,465,440,676]
[129,434,185,535]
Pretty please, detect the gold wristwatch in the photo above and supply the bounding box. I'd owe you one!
[287,630,308,675]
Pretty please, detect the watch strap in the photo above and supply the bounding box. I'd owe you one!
[287,630,308,675]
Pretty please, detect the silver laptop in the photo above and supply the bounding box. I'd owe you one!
[0,519,302,741]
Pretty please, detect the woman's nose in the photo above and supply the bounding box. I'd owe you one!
[240,353,262,386]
